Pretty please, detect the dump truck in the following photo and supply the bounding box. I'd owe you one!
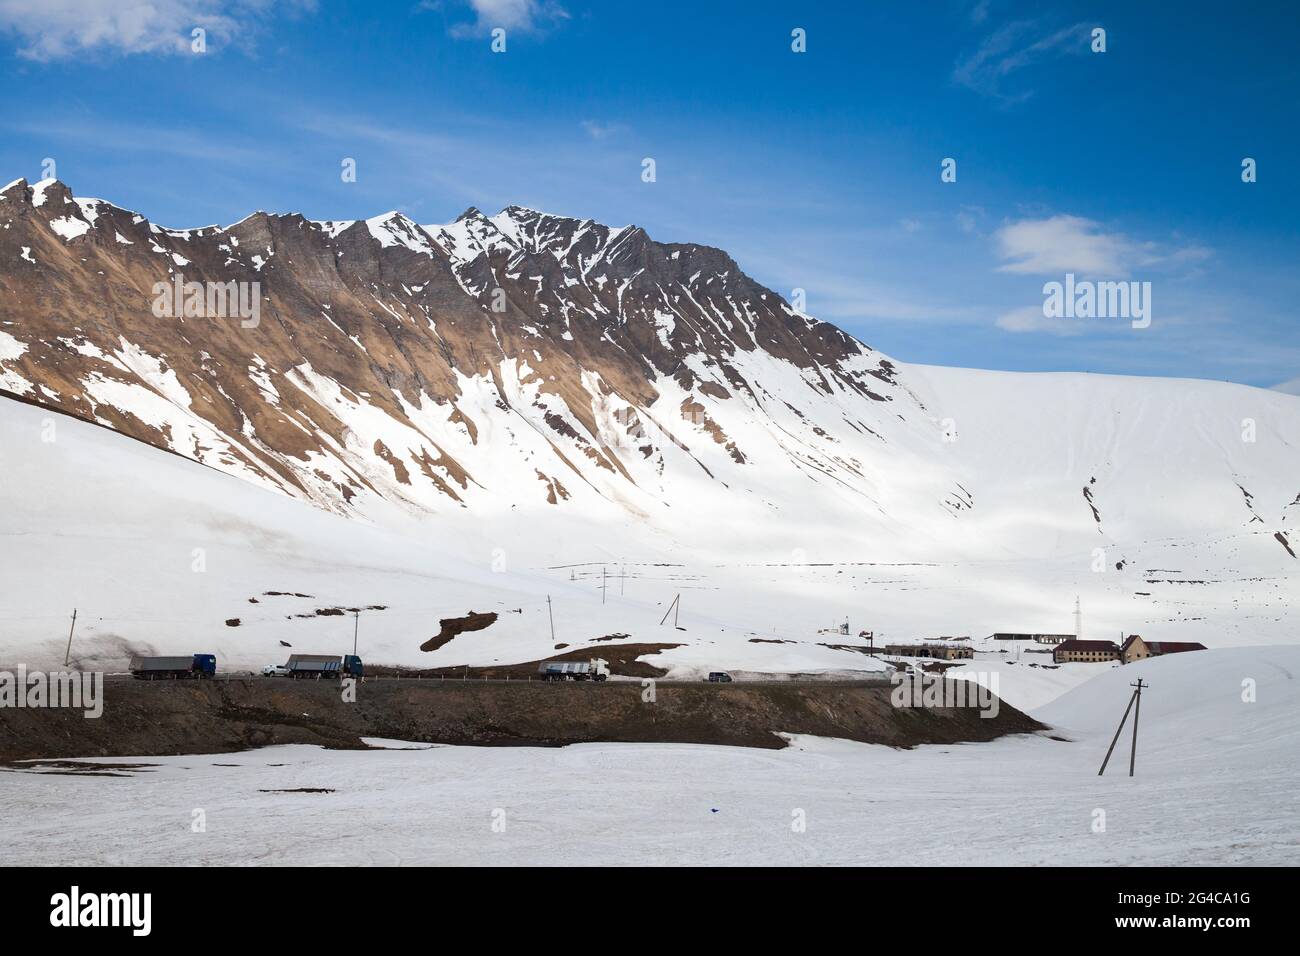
[537,660,607,682]
[129,654,217,680]
[285,654,363,679]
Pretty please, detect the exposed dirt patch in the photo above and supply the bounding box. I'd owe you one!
[0,676,1044,761]
[0,760,158,777]
[420,610,499,652]
[383,643,682,680]
[1275,531,1297,558]
[1082,485,1102,525]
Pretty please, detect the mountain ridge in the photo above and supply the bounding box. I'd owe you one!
[0,176,923,531]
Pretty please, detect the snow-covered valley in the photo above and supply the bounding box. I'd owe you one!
[2,362,1297,689]
[3,646,1295,866]
[2,182,1298,686]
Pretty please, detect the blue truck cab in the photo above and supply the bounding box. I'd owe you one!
[193,654,217,677]
[342,654,364,678]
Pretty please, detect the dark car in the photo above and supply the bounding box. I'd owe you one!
[706,671,733,683]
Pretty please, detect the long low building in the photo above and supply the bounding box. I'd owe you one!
[885,643,974,660]
[1121,635,1207,664]
[1052,639,1120,664]
[990,633,1075,644]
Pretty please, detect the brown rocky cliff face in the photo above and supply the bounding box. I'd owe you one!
[0,178,907,517]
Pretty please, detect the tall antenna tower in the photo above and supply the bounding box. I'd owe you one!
[1074,595,1083,639]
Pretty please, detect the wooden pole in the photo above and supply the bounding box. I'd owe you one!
[659,593,680,626]
[353,610,359,656]
[63,609,77,667]
[1098,687,1139,775]
[547,595,555,642]
[1128,679,1146,777]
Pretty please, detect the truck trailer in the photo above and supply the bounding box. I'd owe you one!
[129,654,217,680]
[537,661,607,682]
[285,654,363,679]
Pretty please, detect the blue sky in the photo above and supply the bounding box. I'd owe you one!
[1,0,1297,390]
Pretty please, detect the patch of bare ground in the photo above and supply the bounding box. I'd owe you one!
[419,611,499,652]
[377,642,682,680]
[0,672,1043,761]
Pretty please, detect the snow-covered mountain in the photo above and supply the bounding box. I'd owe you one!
[0,177,918,532]
[2,177,1298,673]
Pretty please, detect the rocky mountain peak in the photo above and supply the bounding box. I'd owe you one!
[0,177,907,527]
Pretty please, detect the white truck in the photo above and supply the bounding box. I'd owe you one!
[537,660,608,682]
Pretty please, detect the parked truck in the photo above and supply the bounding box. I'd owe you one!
[285,654,364,679]
[129,654,217,680]
[537,660,607,682]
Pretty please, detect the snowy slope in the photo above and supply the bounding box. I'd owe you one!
[1038,644,1300,762]
[897,365,1300,648]
[0,392,891,676]
[4,378,1297,698]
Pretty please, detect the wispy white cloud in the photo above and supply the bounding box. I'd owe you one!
[995,305,1083,336]
[733,249,989,328]
[12,116,269,165]
[0,0,314,61]
[953,18,1090,103]
[955,205,984,235]
[444,0,569,38]
[968,0,992,25]
[994,214,1210,278]
[580,120,625,140]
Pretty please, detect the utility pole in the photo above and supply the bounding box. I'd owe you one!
[1098,678,1148,776]
[63,608,78,667]
[602,566,607,604]
[547,595,555,642]
[659,593,681,627]
[353,610,360,656]
[1129,678,1145,777]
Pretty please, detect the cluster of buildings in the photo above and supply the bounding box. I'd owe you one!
[875,597,1207,667]
[878,630,1207,667]
[1052,634,1206,665]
